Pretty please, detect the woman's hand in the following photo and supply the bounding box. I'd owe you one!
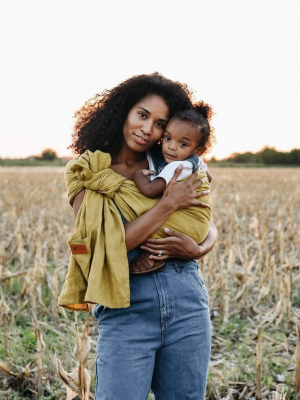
[141,220,218,261]
[141,228,202,260]
[162,165,210,211]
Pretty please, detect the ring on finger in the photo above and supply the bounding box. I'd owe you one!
[158,250,163,257]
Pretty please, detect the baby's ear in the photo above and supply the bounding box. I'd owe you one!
[195,147,204,156]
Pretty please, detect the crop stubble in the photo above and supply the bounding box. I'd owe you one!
[0,167,299,399]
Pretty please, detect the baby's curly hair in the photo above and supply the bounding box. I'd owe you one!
[69,73,194,156]
[172,101,216,155]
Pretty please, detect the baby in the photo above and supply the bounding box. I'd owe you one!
[131,102,214,274]
[133,104,212,198]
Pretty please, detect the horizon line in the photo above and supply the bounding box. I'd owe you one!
[1,144,300,162]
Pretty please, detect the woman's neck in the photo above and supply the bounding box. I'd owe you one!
[112,145,146,166]
[110,147,149,181]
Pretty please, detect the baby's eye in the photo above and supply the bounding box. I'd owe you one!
[163,136,171,141]
[180,142,188,147]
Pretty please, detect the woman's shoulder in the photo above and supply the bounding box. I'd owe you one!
[65,150,112,175]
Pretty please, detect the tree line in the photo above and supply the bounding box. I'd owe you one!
[212,147,300,165]
[0,149,68,166]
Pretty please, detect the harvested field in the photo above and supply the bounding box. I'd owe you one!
[0,167,299,399]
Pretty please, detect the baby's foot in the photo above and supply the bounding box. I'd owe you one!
[129,251,165,274]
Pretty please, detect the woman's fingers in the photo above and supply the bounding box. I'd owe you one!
[141,245,169,255]
[143,229,185,248]
[141,244,169,251]
[144,237,180,245]
[190,200,211,209]
[163,227,186,237]
[193,190,210,198]
[186,166,201,184]
[192,177,208,190]
[169,164,183,183]
[148,254,169,261]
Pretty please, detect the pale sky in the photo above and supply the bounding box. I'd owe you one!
[0,0,299,159]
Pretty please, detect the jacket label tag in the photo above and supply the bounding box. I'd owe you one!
[70,244,88,254]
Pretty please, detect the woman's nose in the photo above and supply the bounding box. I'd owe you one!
[141,120,153,135]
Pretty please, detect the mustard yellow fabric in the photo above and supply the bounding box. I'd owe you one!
[58,150,211,312]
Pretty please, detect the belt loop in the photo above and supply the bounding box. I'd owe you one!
[174,262,182,273]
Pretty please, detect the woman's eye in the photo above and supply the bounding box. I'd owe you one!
[138,112,146,118]
[156,122,165,129]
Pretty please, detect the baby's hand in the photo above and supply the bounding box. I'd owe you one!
[141,169,156,177]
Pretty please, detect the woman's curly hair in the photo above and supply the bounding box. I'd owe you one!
[69,72,194,156]
[173,101,216,155]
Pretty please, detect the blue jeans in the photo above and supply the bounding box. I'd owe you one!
[93,259,212,400]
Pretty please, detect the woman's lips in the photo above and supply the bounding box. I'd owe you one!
[133,133,149,145]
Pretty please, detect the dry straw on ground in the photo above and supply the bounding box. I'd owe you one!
[0,166,299,399]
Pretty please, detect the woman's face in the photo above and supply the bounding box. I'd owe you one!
[122,95,169,153]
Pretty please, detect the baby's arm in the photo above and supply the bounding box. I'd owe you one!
[133,169,167,198]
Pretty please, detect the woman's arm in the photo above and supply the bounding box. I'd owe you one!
[125,166,210,251]
[141,219,218,260]
[124,166,210,251]
[197,218,218,258]
[72,188,86,216]
[71,166,210,252]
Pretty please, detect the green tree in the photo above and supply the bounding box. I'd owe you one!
[287,149,300,165]
[258,147,283,164]
[40,148,58,161]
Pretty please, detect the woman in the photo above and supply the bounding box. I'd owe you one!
[68,73,217,399]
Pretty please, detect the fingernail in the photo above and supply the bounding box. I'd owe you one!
[164,227,170,232]
[177,164,183,169]
[140,246,145,249]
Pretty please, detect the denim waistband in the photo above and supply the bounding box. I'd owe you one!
[159,258,199,272]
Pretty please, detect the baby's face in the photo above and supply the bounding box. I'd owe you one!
[162,118,202,163]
